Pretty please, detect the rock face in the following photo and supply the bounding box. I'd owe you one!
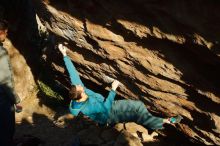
[74,122,154,146]
[1,0,220,145]
[3,39,36,101]
[32,1,220,145]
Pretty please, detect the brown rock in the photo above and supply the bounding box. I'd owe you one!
[32,1,220,144]
[3,39,36,101]
[101,128,119,142]
[2,0,220,145]
[77,126,103,145]
[114,130,143,146]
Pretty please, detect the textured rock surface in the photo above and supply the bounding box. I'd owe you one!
[32,0,220,145]
[114,130,143,146]
[3,39,36,101]
[1,0,220,145]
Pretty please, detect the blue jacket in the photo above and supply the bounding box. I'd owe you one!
[63,56,116,124]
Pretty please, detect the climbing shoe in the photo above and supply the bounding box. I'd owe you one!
[169,115,183,124]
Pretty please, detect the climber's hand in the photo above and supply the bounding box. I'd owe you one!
[111,80,120,91]
[58,43,67,56]
[14,104,22,113]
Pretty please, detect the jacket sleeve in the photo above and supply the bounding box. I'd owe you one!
[69,100,81,116]
[0,48,20,104]
[63,56,84,87]
[85,88,104,102]
[104,90,116,110]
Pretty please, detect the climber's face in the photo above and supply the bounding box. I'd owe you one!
[0,29,7,42]
[76,85,88,100]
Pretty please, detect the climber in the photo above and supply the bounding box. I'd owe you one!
[58,43,183,130]
[0,19,22,146]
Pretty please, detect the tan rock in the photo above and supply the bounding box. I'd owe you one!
[10,0,220,145]
[3,39,36,101]
[114,130,143,146]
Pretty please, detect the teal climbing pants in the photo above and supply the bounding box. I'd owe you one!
[107,100,164,130]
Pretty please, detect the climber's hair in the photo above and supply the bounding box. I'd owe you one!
[0,19,8,31]
[69,85,82,100]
